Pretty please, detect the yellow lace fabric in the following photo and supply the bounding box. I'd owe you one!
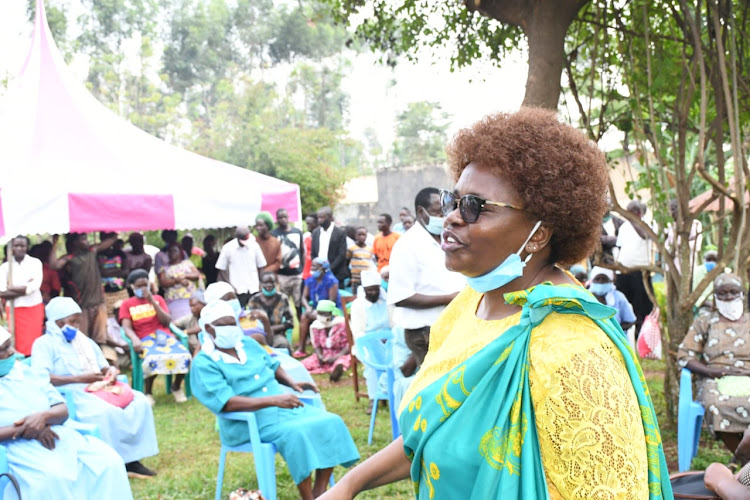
[401,287,649,498]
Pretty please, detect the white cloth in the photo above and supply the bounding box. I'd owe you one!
[387,223,465,329]
[318,224,334,262]
[0,254,43,307]
[215,238,267,294]
[360,269,381,288]
[615,221,651,267]
[350,294,392,342]
[590,266,614,281]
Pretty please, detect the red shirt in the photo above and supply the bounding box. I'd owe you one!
[302,234,313,279]
[119,295,170,339]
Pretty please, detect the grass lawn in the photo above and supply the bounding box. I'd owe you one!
[128,360,731,499]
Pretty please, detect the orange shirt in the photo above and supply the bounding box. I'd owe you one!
[372,231,400,271]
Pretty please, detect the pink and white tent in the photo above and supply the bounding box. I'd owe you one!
[0,0,301,238]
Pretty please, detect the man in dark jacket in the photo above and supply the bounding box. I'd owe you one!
[310,207,349,288]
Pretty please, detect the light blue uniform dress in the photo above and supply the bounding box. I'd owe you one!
[0,363,132,499]
[31,325,159,463]
[191,337,360,484]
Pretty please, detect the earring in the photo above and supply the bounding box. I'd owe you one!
[527,244,537,252]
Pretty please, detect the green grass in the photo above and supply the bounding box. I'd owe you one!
[129,372,413,499]
[127,360,731,499]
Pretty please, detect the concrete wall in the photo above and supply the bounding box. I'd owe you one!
[335,164,452,233]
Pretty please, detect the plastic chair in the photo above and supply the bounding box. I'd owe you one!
[356,329,400,445]
[120,324,191,398]
[678,368,705,472]
[213,397,332,500]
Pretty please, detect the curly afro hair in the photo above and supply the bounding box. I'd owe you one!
[446,108,609,267]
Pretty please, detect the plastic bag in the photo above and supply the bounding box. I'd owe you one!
[637,307,662,360]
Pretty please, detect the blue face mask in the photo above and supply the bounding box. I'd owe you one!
[465,221,542,293]
[0,354,16,377]
[312,270,323,279]
[590,282,613,296]
[423,214,445,236]
[381,279,389,291]
[212,325,244,349]
[705,262,716,272]
[134,288,145,299]
[226,299,242,319]
[62,324,78,342]
[262,287,277,297]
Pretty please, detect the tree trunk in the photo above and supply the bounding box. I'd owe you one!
[468,0,589,110]
[522,6,572,109]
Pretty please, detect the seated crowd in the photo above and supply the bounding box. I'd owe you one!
[1,195,744,499]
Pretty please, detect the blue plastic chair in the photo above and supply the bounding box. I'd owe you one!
[678,368,705,471]
[213,396,333,500]
[121,324,192,398]
[356,329,400,445]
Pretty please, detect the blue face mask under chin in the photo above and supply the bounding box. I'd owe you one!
[465,221,543,293]
[590,282,613,296]
[0,354,16,377]
[705,262,716,272]
[212,325,244,349]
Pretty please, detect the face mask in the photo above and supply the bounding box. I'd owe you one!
[590,282,613,296]
[420,206,445,236]
[0,355,16,377]
[602,214,612,223]
[212,325,244,349]
[381,279,389,291]
[318,315,334,327]
[716,297,745,321]
[262,287,277,297]
[705,262,716,272]
[226,299,242,319]
[465,221,543,293]
[62,324,78,342]
[134,288,144,299]
[312,270,322,279]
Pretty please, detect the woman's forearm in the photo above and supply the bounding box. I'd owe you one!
[50,374,82,386]
[222,395,281,412]
[336,437,412,494]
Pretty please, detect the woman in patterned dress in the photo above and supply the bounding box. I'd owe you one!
[679,272,750,453]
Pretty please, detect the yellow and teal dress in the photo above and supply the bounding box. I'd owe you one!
[399,283,671,499]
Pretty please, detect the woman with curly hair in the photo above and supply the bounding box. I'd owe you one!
[320,108,671,499]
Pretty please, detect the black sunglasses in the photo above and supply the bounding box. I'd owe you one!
[439,189,523,223]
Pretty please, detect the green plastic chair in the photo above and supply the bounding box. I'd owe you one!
[120,324,192,398]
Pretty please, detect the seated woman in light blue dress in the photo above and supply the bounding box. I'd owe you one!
[0,326,132,499]
[31,297,159,479]
[190,300,360,500]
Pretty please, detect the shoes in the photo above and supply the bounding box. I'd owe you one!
[292,350,307,359]
[145,394,155,407]
[330,363,344,382]
[365,399,373,415]
[126,461,157,479]
[172,388,187,403]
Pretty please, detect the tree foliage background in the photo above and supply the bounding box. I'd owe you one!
[20,0,365,215]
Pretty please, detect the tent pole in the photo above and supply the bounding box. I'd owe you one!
[5,248,15,343]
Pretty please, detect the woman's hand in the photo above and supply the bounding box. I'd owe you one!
[704,462,735,492]
[105,366,119,380]
[272,394,304,409]
[36,426,59,450]
[77,372,105,384]
[132,337,143,353]
[291,381,320,394]
[13,412,49,440]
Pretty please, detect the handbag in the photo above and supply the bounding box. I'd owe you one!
[637,306,663,360]
[0,472,21,499]
[86,380,135,409]
[670,471,720,499]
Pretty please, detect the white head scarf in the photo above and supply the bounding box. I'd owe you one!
[204,282,236,304]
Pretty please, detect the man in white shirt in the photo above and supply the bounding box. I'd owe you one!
[615,200,654,334]
[215,226,267,308]
[387,187,465,367]
[0,236,44,356]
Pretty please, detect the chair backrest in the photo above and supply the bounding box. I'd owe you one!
[341,295,357,350]
[357,330,393,371]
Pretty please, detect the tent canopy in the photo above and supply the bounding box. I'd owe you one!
[0,0,300,238]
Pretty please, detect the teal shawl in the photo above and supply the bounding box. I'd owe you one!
[399,284,672,499]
